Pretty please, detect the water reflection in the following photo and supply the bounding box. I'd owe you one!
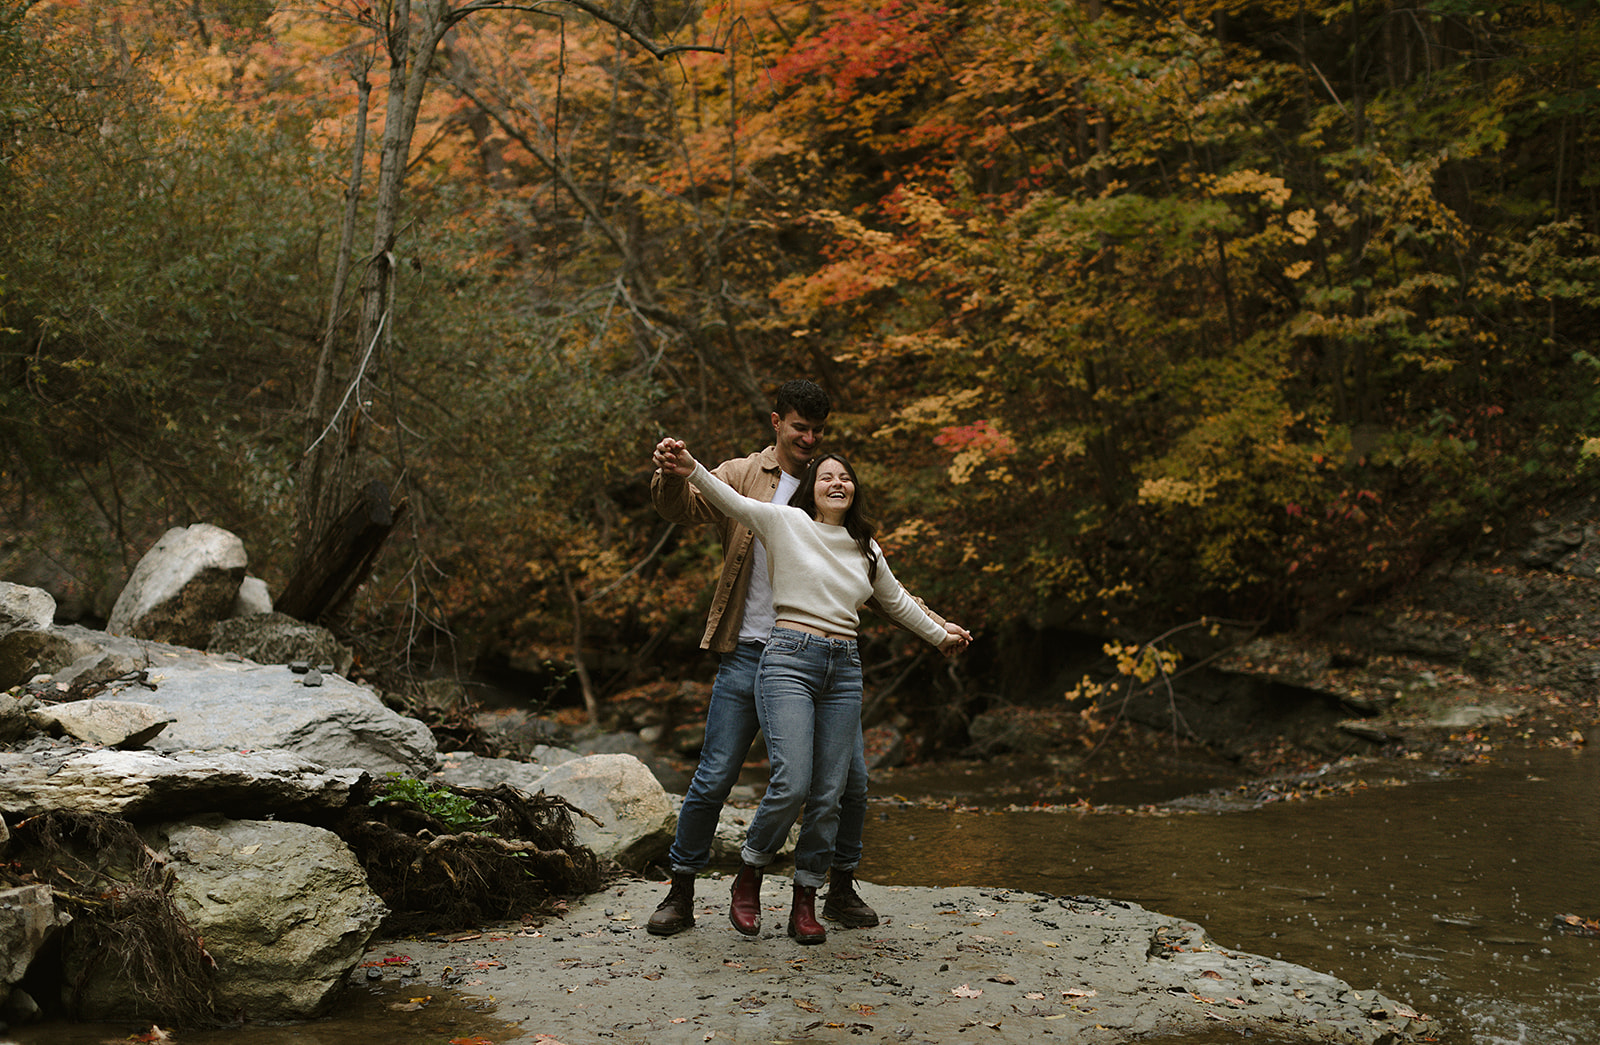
[863,747,1600,1044]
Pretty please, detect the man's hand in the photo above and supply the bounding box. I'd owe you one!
[653,437,697,478]
[938,621,973,656]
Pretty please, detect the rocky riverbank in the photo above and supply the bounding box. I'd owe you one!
[359,875,1430,1045]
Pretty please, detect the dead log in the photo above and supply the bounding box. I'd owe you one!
[278,480,407,622]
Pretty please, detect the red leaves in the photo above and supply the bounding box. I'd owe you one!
[934,419,1016,457]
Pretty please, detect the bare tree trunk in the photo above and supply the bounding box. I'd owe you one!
[287,0,723,623]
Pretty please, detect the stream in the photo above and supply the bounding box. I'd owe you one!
[12,746,1598,1044]
[863,745,1600,1044]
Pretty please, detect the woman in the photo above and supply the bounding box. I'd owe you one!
[653,436,970,944]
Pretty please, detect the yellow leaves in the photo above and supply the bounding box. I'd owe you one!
[1286,209,1318,244]
[1206,169,1292,208]
[876,391,984,436]
[1284,260,1313,280]
[1137,475,1215,508]
[1104,641,1181,683]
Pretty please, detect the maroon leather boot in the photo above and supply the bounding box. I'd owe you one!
[787,883,826,945]
[729,863,763,936]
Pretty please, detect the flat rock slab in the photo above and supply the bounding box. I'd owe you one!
[100,652,436,775]
[368,878,1430,1045]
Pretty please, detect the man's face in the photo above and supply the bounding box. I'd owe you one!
[773,409,825,477]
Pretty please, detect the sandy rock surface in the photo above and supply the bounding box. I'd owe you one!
[362,876,1429,1045]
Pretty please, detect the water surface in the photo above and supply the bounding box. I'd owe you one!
[864,746,1600,1044]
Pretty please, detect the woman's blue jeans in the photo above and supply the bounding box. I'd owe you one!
[741,627,863,889]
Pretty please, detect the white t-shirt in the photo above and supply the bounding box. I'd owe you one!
[738,469,802,643]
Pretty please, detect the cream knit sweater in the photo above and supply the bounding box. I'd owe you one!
[687,462,948,647]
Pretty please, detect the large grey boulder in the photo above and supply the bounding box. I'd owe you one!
[106,524,247,648]
[434,751,676,868]
[68,817,387,1021]
[207,612,353,675]
[431,750,792,867]
[0,749,365,819]
[0,583,55,636]
[532,753,676,870]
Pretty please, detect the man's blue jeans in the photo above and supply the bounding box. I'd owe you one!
[666,639,869,876]
[740,628,863,889]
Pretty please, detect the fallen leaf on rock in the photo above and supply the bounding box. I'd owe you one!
[670,1017,688,1024]
[1201,969,1223,979]
[796,999,821,1012]
[1040,940,1059,948]
[1024,992,1046,1000]
[448,1037,495,1045]
[850,1003,876,1016]
[465,979,483,987]
[989,974,1017,984]
[1393,1003,1429,1020]
[1061,988,1098,998]
[389,996,432,1011]
[951,984,984,998]
[473,959,505,969]
[362,954,414,967]
[449,932,484,943]
[128,1027,174,1043]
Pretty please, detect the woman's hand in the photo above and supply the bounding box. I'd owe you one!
[653,437,697,478]
[938,621,973,656]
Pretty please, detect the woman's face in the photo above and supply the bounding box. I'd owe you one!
[812,457,855,521]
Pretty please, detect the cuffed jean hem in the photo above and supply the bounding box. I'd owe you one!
[738,847,776,869]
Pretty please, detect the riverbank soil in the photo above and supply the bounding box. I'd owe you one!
[367,876,1429,1045]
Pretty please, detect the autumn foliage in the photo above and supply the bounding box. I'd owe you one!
[3,0,1598,706]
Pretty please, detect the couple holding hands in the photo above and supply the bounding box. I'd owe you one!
[648,380,971,945]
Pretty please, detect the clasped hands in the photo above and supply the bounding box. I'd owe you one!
[653,437,696,477]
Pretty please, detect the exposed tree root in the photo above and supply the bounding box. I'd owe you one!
[332,779,602,935]
[3,810,215,1026]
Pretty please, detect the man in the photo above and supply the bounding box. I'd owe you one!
[647,379,951,936]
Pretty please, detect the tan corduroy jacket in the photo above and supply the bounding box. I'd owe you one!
[651,446,946,653]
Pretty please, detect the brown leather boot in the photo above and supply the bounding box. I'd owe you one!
[787,883,826,944]
[729,863,763,936]
[646,873,696,936]
[821,867,879,928]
